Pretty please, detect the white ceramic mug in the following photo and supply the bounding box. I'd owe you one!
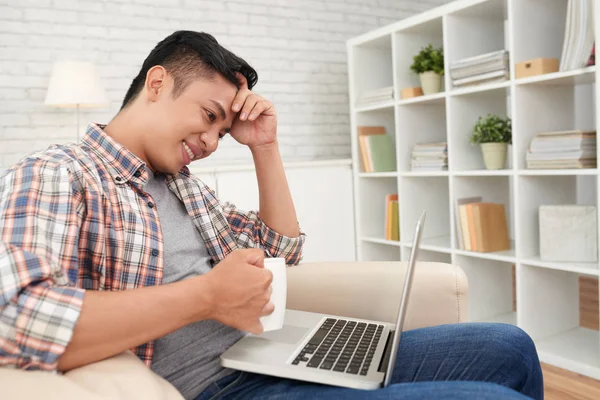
[259,257,287,331]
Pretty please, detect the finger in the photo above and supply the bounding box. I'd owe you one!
[261,301,275,316]
[239,94,260,121]
[243,248,265,267]
[247,100,270,121]
[262,268,273,287]
[250,321,264,335]
[231,72,249,112]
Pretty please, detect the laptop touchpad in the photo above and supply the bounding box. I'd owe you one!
[253,325,308,344]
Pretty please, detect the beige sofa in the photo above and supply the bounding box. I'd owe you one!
[1,261,468,399]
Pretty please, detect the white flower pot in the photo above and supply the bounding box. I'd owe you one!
[481,143,508,170]
[419,71,442,95]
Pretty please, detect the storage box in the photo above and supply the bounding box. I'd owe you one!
[401,87,423,99]
[539,205,598,262]
[515,58,559,79]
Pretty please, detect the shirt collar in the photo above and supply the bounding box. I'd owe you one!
[81,123,147,184]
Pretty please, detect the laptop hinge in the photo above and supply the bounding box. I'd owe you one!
[377,330,394,373]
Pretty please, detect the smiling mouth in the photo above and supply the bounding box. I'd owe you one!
[183,141,196,161]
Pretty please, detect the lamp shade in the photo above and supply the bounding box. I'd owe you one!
[44,60,109,108]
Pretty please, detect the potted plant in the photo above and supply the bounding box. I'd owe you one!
[469,114,512,170]
[410,44,444,95]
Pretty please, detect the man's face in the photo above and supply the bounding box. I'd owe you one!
[143,69,238,174]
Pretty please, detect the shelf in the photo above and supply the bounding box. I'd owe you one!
[396,99,447,173]
[400,177,450,246]
[349,0,600,380]
[409,248,452,263]
[448,88,510,171]
[518,169,598,176]
[361,237,402,247]
[517,175,597,260]
[405,235,452,253]
[536,328,600,380]
[474,311,517,325]
[522,256,599,277]
[401,171,449,177]
[452,169,514,176]
[449,80,510,97]
[487,311,517,325]
[515,66,596,87]
[358,172,398,178]
[397,92,446,106]
[455,255,515,323]
[513,74,595,170]
[454,245,516,263]
[359,241,401,262]
[354,100,395,113]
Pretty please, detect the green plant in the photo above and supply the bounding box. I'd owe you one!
[410,44,444,75]
[469,114,512,144]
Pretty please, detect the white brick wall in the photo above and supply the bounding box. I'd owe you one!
[0,0,449,171]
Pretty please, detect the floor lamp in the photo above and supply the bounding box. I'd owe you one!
[44,60,109,142]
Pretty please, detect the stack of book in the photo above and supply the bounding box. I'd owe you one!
[454,197,510,252]
[559,0,595,71]
[449,50,510,87]
[384,194,399,241]
[356,86,394,107]
[357,126,397,172]
[411,142,448,171]
[526,129,597,169]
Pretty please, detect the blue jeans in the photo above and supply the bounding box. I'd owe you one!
[195,322,543,399]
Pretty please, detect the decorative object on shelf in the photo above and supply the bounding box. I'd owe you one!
[559,0,595,71]
[469,114,512,170]
[384,194,399,241]
[539,205,598,262]
[357,125,396,172]
[457,201,510,252]
[449,50,509,87]
[409,44,444,95]
[515,58,559,79]
[410,142,447,172]
[355,86,394,107]
[526,129,597,169]
[400,86,423,99]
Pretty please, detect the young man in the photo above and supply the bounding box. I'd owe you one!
[0,31,542,400]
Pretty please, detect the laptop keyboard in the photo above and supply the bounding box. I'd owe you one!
[291,318,384,376]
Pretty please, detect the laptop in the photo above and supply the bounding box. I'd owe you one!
[220,210,426,390]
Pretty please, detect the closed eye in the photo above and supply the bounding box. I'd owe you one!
[207,111,216,122]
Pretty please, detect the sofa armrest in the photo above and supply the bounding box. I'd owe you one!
[1,351,184,400]
[286,261,468,331]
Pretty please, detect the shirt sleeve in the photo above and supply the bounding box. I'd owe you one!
[0,160,85,371]
[221,200,306,266]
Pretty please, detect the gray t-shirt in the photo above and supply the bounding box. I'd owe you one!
[144,170,244,400]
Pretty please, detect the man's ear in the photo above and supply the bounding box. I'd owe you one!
[145,65,167,102]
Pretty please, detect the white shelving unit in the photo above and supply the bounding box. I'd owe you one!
[347,0,600,379]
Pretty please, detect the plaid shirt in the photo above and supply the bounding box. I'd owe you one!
[0,123,305,371]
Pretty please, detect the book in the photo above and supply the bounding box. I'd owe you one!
[526,129,597,169]
[384,194,399,241]
[559,0,596,71]
[358,126,397,172]
[455,196,482,250]
[411,142,448,171]
[450,50,510,87]
[456,201,510,252]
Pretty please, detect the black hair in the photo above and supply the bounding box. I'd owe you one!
[120,30,258,110]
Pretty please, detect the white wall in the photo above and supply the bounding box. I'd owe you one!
[0,0,450,172]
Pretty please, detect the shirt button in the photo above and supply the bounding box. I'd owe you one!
[134,170,141,178]
[151,249,159,257]
[115,176,123,182]
[148,202,154,208]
